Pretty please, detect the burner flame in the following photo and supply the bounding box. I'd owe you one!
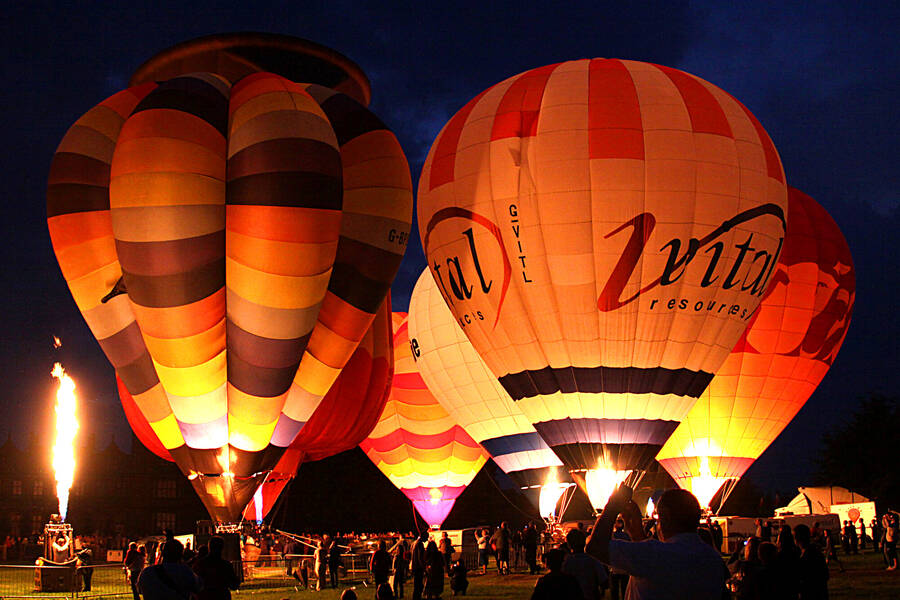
[51,363,78,520]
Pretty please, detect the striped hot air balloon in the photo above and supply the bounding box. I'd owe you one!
[407,268,571,518]
[47,35,412,522]
[360,312,488,528]
[242,298,394,522]
[417,59,788,509]
[656,187,855,509]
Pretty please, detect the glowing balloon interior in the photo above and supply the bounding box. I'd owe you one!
[538,469,572,520]
[407,268,564,495]
[687,456,729,510]
[417,58,788,477]
[656,187,855,505]
[360,312,488,528]
[579,467,632,511]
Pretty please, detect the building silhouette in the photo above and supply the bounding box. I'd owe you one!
[0,433,205,538]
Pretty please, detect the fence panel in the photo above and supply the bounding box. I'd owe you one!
[239,555,372,591]
[0,554,385,599]
[0,564,131,599]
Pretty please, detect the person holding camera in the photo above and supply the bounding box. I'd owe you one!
[586,485,725,600]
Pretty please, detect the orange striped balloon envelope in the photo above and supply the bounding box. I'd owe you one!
[47,66,412,521]
[242,298,394,521]
[417,59,788,507]
[656,187,855,509]
[360,312,489,528]
[407,268,570,509]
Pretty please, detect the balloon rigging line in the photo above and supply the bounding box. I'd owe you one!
[716,478,740,516]
[268,474,293,529]
[557,483,577,520]
[410,498,425,532]
[277,530,350,551]
[480,464,542,522]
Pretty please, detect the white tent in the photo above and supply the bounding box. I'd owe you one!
[775,486,871,515]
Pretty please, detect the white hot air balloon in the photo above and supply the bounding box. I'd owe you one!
[408,268,572,512]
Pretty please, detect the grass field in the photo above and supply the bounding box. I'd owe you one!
[1,550,897,599]
[230,552,900,600]
[826,551,900,599]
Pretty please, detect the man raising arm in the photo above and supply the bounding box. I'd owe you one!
[586,486,725,599]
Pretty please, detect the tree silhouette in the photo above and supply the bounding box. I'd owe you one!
[813,394,900,507]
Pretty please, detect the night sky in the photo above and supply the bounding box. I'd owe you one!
[2,2,897,492]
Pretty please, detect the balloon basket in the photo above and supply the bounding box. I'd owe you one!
[35,522,78,592]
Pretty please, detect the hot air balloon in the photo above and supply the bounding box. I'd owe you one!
[360,313,488,528]
[407,268,572,519]
[243,297,393,521]
[656,187,855,509]
[47,34,413,522]
[417,59,788,509]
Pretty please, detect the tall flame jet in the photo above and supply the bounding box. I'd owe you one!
[51,363,79,520]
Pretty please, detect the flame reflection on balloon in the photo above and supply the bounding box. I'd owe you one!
[253,486,264,523]
[583,467,631,511]
[51,363,78,520]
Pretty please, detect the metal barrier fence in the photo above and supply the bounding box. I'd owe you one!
[240,554,373,592]
[0,548,546,598]
[0,563,131,599]
[0,556,378,599]
[455,546,549,573]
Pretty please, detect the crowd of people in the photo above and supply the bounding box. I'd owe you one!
[722,511,897,599]
[725,523,829,599]
[0,532,128,562]
[124,533,238,600]
[11,497,897,600]
[749,511,900,573]
[366,529,468,599]
[267,521,546,599]
[527,491,900,600]
[274,522,545,599]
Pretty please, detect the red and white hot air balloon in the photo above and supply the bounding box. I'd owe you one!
[417,58,788,509]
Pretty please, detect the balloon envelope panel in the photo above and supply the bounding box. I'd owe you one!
[242,297,393,521]
[291,296,393,462]
[117,376,172,462]
[417,59,788,473]
[657,187,855,492]
[360,312,488,527]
